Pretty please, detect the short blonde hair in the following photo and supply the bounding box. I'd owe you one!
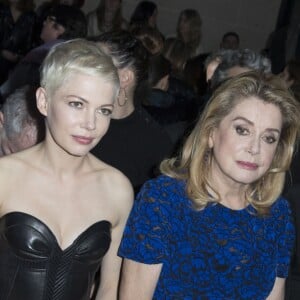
[40,39,119,97]
[161,71,300,213]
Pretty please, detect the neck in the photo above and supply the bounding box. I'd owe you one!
[112,104,134,119]
[36,140,88,179]
[209,165,248,210]
[112,94,135,119]
[218,190,247,210]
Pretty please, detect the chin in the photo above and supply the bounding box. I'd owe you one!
[65,147,91,157]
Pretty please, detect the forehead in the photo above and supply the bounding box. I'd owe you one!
[223,97,282,129]
[53,72,116,100]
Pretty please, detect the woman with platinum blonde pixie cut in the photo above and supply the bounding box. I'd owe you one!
[118,71,300,299]
[0,39,133,300]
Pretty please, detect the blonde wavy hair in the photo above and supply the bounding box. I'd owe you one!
[160,71,300,214]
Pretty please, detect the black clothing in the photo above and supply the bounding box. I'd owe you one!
[0,212,111,300]
[284,184,300,300]
[167,76,199,123]
[144,89,192,147]
[0,5,36,84]
[91,107,173,193]
[143,79,200,151]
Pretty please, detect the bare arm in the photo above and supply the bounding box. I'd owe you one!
[95,222,125,300]
[95,173,134,300]
[119,258,162,300]
[266,277,285,300]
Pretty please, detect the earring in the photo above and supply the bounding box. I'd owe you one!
[117,88,128,107]
[204,148,212,163]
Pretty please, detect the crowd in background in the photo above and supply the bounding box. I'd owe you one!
[1,0,300,299]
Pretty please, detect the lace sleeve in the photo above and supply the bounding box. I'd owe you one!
[276,198,295,278]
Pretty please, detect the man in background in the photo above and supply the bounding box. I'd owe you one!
[0,85,44,156]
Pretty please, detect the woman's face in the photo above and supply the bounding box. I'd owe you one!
[209,97,282,187]
[38,72,116,157]
[178,15,189,38]
[40,16,65,43]
[148,8,158,28]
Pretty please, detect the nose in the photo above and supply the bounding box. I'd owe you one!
[81,110,96,131]
[247,135,260,155]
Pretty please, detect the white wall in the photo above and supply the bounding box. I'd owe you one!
[36,0,281,53]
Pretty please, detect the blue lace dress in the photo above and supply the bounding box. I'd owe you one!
[118,175,295,300]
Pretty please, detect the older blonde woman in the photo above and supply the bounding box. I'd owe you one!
[118,71,300,300]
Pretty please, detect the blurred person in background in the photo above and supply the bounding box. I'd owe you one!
[0,85,44,157]
[220,31,240,50]
[90,31,173,193]
[86,0,127,37]
[176,9,202,58]
[0,0,36,84]
[0,4,87,101]
[129,1,158,32]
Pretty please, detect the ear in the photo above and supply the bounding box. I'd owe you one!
[36,87,48,117]
[118,68,134,89]
[208,129,214,148]
[0,111,4,128]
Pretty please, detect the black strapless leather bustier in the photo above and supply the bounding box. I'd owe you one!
[0,212,111,300]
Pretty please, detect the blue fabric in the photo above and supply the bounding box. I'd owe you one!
[118,175,295,300]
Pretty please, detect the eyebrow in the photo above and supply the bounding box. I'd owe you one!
[232,116,281,134]
[65,95,114,108]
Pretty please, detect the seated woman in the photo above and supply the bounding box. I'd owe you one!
[176,9,202,59]
[129,1,158,31]
[0,39,133,299]
[118,71,300,299]
[86,0,127,37]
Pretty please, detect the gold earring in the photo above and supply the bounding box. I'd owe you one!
[117,88,128,106]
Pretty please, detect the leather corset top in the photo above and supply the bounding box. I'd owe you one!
[0,212,111,300]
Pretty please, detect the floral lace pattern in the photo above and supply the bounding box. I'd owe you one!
[118,175,295,299]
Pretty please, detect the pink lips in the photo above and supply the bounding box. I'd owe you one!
[236,161,258,170]
[72,135,94,145]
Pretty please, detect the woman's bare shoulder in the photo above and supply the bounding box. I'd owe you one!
[88,154,134,211]
[0,146,44,187]
[0,146,38,169]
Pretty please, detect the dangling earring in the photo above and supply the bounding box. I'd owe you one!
[117,88,128,106]
[204,148,212,163]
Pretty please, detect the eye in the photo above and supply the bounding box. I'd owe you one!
[69,101,83,109]
[235,125,249,136]
[97,107,113,116]
[262,135,277,144]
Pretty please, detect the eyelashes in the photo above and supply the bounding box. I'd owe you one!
[96,107,113,116]
[234,125,278,144]
[235,125,249,136]
[68,101,113,116]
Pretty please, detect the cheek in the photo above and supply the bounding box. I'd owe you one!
[211,129,234,151]
[261,146,277,167]
[98,118,111,135]
[51,106,74,123]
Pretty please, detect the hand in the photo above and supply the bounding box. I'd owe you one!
[1,49,20,62]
